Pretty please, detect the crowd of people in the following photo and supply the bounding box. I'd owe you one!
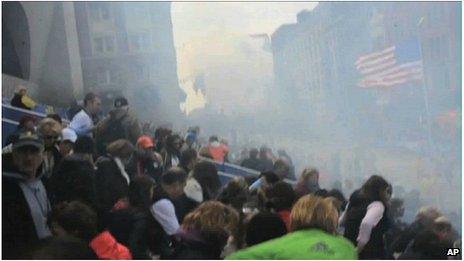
[2,90,461,259]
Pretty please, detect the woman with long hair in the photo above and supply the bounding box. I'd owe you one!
[340,175,392,259]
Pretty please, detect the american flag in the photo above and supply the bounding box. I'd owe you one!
[356,38,424,88]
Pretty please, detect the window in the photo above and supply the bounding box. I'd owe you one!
[93,36,115,54]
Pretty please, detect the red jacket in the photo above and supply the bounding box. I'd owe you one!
[90,231,133,259]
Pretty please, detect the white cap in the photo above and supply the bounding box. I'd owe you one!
[61,127,77,143]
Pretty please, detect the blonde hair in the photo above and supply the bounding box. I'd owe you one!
[416,206,442,222]
[290,195,339,234]
[38,118,62,137]
[300,168,319,181]
[182,201,239,236]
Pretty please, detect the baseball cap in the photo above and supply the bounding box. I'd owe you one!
[61,127,77,143]
[137,135,155,149]
[12,131,44,151]
[114,97,128,108]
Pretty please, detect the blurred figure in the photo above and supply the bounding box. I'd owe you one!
[272,158,292,180]
[107,176,162,259]
[179,148,198,174]
[257,146,274,172]
[182,126,200,151]
[47,136,97,208]
[264,181,296,231]
[134,135,163,182]
[49,201,131,259]
[390,206,443,256]
[69,92,101,138]
[218,176,250,212]
[198,146,214,159]
[294,168,321,198]
[277,149,295,180]
[161,133,183,170]
[37,118,63,181]
[240,148,261,171]
[208,135,229,163]
[184,161,222,203]
[59,127,77,157]
[398,230,449,260]
[170,201,239,259]
[245,212,287,247]
[227,195,357,259]
[10,84,36,110]
[5,115,37,146]
[154,127,172,153]
[3,132,51,259]
[341,175,392,259]
[29,235,97,260]
[95,96,141,156]
[95,139,134,213]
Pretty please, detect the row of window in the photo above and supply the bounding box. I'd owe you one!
[92,33,153,54]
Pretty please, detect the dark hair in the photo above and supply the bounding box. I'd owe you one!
[261,171,280,185]
[129,176,155,209]
[161,167,187,185]
[249,148,258,159]
[180,148,198,171]
[217,177,249,211]
[30,235,96,260]
[19,115,37,127]
[265,181,296,211]
[327,189,347,211]
[410,230,448,259]
[166,134,182,149]
[314,189,329,197]
[209,136,219,142]
[84,92,97,106]
[193,161,222,200]
[246,212,287,246]
[74,136,95,154]
[46,114,62,125]
[361,175,391,204]
[51,201,98,242]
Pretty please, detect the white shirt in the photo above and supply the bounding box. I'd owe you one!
[150,199,180,235]
[69,109,93,137]
[356,201,385,251]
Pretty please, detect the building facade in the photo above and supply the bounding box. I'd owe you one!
[74,2,185,125]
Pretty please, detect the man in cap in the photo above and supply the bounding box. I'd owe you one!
[59,127,78,157]
[3,132,52,259]
[95,96,141,156]
[132,135,163,182]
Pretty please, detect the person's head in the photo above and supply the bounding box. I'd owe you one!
[114,96,129,109]
[180,148,198,172]
[327,189,347,212]
[46,114,62,125]
[259,146,269,158]
[19,115,37,131]
[12,132,44,179]
[273,159,290,179]
[314,189,329,197]
[50,201,98,242]
[300,168,319,185]
[265,181,296,212]
[290,195,339,234]
[136,135,155,159]
[29,235,96,260]
[245,212,287,246]
[59,128,77,157]
[416,206,443,227]
[83,92,101,116]
[209,135,219,143]
[360,175,391,204]
[261,171,281,189]
[166,134,183,152]
[249,148,259,159]
[161,167,188,199]
[74,136,95,163]
[182,201,239,245]
[192,161,222,199]
[129,176,156,209]
[16,84,27,96]
[37,118,62,148]
[217,176,249,211]
[185,132,196,147]
[106,139,134,165]
[433,216,453,241]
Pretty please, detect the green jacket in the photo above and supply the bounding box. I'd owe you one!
[227,229,358,260]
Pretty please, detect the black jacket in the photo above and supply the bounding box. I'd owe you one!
[95,156,130,214]
[343,190,389,259]
[47,154,97,208]
[2,153,46,259]
[172,194,198,224]
[11,93,30,110]
[170,230,227,260]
